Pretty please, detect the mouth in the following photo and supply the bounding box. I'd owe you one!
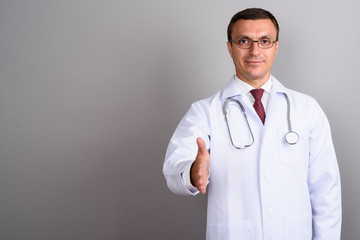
[245,60,264,65]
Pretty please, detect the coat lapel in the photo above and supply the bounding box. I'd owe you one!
[263,77,290,137]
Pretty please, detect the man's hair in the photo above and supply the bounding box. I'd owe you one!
[227,8,280,42]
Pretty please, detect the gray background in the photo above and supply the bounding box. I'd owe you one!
[0,0,358,239]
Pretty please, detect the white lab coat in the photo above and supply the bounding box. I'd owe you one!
[163,76,341,240]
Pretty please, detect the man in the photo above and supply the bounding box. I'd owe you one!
[163,8,341,240]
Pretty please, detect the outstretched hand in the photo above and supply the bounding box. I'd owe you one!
[191,137,210,194]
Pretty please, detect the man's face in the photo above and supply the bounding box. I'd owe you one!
[227,19,279,87]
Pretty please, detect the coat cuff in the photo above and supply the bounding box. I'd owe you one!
[181,160,199,194]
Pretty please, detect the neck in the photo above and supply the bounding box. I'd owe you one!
[236,74,269,89]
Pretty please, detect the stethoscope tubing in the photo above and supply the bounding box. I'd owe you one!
[223,98,254,149]
[283,93,299,145]
[223,92,299,149]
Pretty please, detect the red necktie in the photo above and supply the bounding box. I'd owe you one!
[250,88,265,124]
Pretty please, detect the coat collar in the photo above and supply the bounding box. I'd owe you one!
[222,75,291,100]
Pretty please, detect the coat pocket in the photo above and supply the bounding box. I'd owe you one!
[207,219,254,240]
[283,215,312,240]
[277,128,309,166]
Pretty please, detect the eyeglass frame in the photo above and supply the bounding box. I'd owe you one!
[230,37,278,49]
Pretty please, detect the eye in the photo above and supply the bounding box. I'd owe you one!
[239,38,250,44]
[260,38,271,44]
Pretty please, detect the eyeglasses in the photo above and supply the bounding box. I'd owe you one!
[230,37,277,49]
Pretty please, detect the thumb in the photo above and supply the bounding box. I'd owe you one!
[196,137,208,155]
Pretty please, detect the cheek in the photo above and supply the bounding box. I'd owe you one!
[267,54,277,65]
[232,51,245,63]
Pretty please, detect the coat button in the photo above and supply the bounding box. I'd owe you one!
[265,173,272,180]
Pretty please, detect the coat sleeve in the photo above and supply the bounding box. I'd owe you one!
[163,101,211,196]
[307,100,342,240]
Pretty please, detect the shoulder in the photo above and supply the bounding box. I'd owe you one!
[287,88,317,104]
[192,77,238,107]
[272,77,326,122]
[272,76,320,109]
[287,88,323,112]
[282,86,328,128]
[190,81,231,111]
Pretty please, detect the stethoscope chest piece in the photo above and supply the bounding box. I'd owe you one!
[285,131,299,145]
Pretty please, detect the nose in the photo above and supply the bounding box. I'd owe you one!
[249,41,260,55]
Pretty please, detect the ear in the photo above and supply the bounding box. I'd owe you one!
[227,41,233,58]
[274,41,280,54]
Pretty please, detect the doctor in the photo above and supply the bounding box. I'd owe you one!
[163,8,341,240]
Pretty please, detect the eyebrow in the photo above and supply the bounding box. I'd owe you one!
[235,34,273,40]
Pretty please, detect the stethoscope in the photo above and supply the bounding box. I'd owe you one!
[222,92,299,149]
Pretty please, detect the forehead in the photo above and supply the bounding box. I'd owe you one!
[231,19,277,39]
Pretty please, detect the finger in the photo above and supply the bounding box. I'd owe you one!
[198,181,208,194]
[196,137,208,155]
[196,172,208,190]
[197,171,209,194]
[197,168,208,182]
[195,172,204,184]
[197,169,203,178]
[196,176,204,186]
[197,179,204,190]
[197,165,209,183]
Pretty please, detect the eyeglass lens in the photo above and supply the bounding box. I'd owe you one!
[235,37,274,49]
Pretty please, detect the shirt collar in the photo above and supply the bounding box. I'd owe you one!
[222,74,290,100]
[234,75,272,94]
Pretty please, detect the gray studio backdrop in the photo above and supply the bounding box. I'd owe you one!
[0,0,359,239]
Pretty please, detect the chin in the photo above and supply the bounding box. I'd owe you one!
[244,73,265,81]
